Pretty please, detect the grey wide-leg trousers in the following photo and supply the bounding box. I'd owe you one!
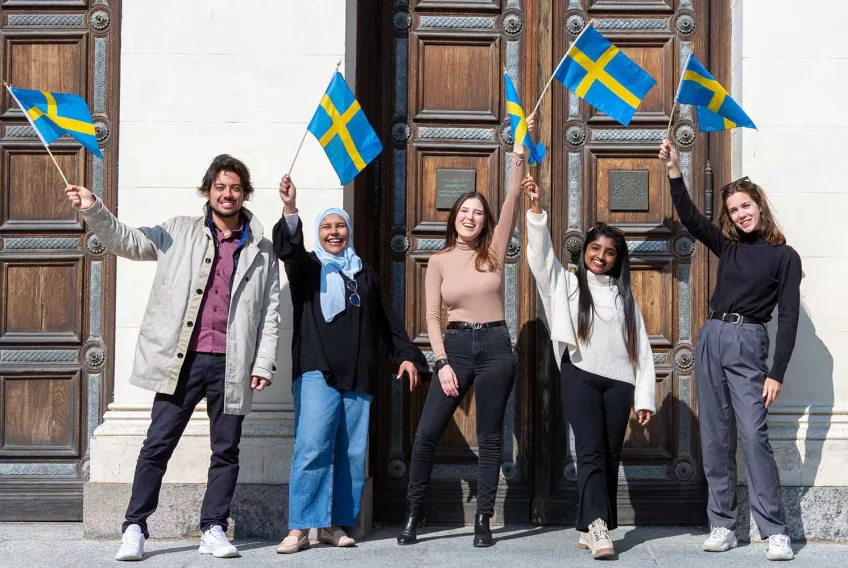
[696,318,787,537]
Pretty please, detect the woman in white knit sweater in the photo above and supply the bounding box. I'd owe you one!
[523,178,656,559]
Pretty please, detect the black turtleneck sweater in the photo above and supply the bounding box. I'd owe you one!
[669,176,801,382]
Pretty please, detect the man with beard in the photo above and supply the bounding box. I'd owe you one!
[65,155,280,561]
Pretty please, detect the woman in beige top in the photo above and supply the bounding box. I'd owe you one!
[397,119,533,549]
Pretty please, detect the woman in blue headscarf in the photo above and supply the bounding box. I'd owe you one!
[272,175,427,554]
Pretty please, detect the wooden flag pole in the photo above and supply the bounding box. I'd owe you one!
[665,100,678,142]
[3,79,70,186]
[287,130,309,177]
[288,59,343,176]
[666,44,693,143]
[529,19,594,119]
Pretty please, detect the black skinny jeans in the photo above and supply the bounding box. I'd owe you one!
[561,354,634,531]
[406,325,516,516]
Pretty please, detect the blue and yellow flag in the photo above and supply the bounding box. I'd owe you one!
[8,87,102,158]
[307,72,382,185]
[676,53,756,132]
[504,72,545,166]
[552,24,656,126]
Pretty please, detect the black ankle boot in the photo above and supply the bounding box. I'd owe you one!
[473,513,494,547]
[397,506,425,545]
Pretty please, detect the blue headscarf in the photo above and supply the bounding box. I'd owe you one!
[314,207,363,322]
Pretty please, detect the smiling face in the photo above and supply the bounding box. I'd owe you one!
[319,213,349,255]
[205,170,245,219]
[454,197,486,243]
[583,235,618,275]
[725,190,762,234]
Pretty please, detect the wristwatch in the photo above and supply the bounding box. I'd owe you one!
[434,358,449,372]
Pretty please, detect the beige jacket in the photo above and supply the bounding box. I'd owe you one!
[81,198,280,415]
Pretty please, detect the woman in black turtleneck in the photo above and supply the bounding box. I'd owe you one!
[660,141,800,562]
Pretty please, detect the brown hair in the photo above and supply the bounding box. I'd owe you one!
[443,192,498,272]
[718,177,785,246]
[197,154,254,198]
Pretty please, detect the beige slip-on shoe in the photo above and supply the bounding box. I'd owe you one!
[318,527,356,547]
[276,532,310,554]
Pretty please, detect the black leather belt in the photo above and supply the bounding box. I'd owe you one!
[709,312,763,326]
[447,320,507,330]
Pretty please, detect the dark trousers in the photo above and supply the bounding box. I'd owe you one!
[561,355,634,531]
[122,353,245,538]
[697,319,787,536]
[407,326,516,516]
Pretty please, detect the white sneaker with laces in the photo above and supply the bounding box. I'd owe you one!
[199,525,240,558]
[115,524,145,561]
[702,526,738,552]
[766,534,794,561]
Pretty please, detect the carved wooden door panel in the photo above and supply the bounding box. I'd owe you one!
[0,1,119,520]
[371,0,534,524]
[532,0,712,525]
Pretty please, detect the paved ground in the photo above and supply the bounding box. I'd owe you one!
[1,523,847,567]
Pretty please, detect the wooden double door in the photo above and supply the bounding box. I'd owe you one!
[0,1,120,520]
[359,0,732,525]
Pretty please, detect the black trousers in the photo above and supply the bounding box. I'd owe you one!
[406,326,516,516]
[561,355,634,531]
[123,353,245,538]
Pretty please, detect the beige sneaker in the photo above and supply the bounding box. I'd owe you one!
[587,519,614,559]
[318,527,356,547]
[276,531,310,554]
[578,531,591,550]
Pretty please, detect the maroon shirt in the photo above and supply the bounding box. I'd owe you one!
[188,220,246,353]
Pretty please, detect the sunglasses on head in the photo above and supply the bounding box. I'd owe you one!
[721,176,757,195]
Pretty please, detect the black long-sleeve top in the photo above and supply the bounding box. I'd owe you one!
[272,216,427,394]
[669,176,802,382]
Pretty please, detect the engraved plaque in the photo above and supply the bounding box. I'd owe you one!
[435,169,476,210]
[609,170,650,211]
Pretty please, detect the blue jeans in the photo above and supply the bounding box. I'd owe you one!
[289,371,372,529]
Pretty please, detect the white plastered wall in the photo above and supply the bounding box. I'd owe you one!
[732,0,848,487]
[90,0,355,485]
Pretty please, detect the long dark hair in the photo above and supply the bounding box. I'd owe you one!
[443,192,498,272]
[718,177,785,246]
[573,223,638,365]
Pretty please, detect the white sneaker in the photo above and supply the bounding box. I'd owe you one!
[587,519,614,559]
[703,526,738,552]
[578,531,591,550]
[199,525,240,558]
[766,534,794,561]
[115,524,145,561]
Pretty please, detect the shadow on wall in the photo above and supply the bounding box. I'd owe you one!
[737,304,835,542]
[229,276,295,541]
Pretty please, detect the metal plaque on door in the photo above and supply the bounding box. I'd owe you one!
[609,170,650,211]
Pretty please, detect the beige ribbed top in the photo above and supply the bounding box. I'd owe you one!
[425,152,525,360]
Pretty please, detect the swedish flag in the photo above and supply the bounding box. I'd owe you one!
[307,72,382,185]
[553,24,656,126]
[676,53,756,132]
[8,87,102,158]
[504,73,545,166]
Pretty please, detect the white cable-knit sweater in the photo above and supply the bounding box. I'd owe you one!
[526,210,656,413]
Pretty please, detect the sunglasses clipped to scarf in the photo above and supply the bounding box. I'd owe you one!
[346,278,361,308]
